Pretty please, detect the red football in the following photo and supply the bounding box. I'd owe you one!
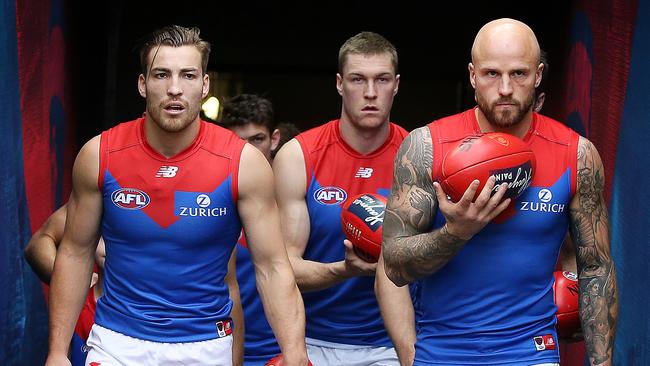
[264,354,313,366]
[441,132,536,202]
[553,271,581,338]
[340,193,387,263]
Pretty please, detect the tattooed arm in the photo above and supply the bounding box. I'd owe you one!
[382,127,510,286]
[569,137,618,366]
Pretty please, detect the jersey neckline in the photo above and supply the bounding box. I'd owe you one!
[333,119,397,159]
[469,106,538,143]
[137,117,206,162]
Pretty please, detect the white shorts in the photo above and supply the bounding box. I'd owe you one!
[305,337,399,366]
[85,324,233,366]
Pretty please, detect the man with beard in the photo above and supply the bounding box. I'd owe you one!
[378,18,617,365]
[45,25,308,366]
[273,32,407,365]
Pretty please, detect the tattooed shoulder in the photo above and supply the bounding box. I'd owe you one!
[393,127,434,190]
[386,126,436,234]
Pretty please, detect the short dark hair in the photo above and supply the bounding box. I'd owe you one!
[221,94,275,132]
[139,25,211,76]
[338,31,398,74]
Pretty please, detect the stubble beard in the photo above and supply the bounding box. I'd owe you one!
[147,100,199,133]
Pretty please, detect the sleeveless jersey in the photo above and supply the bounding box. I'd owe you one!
[413,109,579,365]
[296,119,408,346]
[236,234,280,364]
[95,118,245,342]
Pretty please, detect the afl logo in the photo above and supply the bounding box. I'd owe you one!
[111,188,150,210]
[314,186,347,205]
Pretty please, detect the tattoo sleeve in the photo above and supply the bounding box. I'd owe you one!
[570,137,618,365]
[382,127,468,286]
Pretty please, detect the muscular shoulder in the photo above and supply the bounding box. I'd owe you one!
[239,144,274,198]
[391,127,434,197]
[76,135,101,170]
[397,127,433,170]
[274,138,304,164]
[73,135,101,192]
[576,136,605,188]
[272,139,307,196]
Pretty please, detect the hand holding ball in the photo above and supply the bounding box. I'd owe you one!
[441,132,536,202]
[340,193,387,263]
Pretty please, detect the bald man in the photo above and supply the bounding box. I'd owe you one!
[376,18,617,365]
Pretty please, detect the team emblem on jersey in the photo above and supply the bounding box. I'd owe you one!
[176,192,228,218]
[355,167,374,178]
[519,187,566,213]
[111,188,150,210]
[314,186,347,205]
[156,165,178,178]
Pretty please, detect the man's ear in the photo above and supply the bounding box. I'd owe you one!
[138,74,147,98]
[336,73,343,95]
[468,63,477,89]
[535,62,544,88]
[202,73,210,98]
[270,128,281,151]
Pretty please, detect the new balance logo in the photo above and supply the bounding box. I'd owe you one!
[156,166,178,178]
[355,167,374,178]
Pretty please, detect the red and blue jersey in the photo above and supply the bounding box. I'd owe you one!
[94,118,245,343]
[414,109,579,365]
[296,119,408,346]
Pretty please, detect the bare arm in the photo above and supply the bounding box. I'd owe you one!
[225,248,243,366]
[238,144,308,366]
[375,252,415,366]
[559,234,578,273]
[24,205,68,284]
[46,136,103,366]
[569,137,618,366]
[382,128,510,286]
[273,140,375,292]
